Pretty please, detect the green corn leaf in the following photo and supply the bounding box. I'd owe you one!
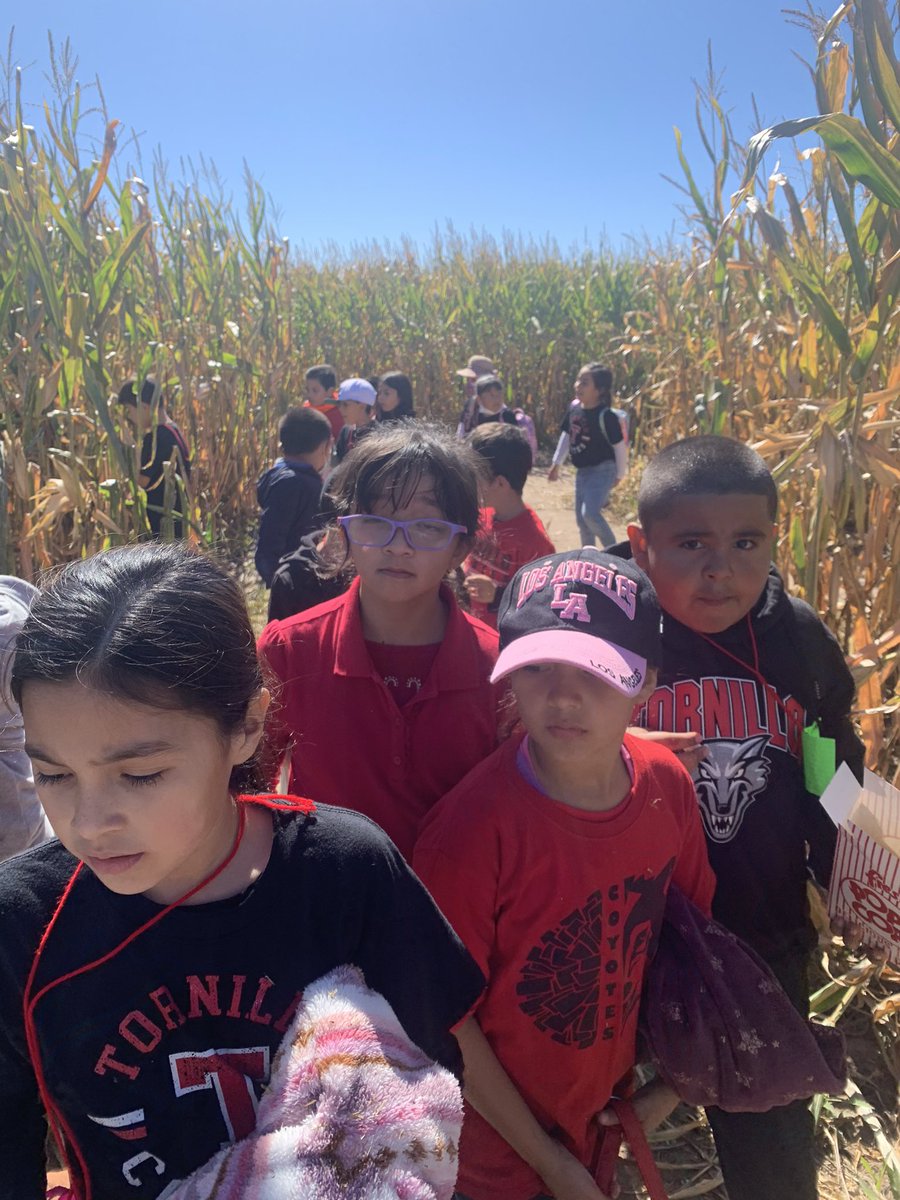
[851,251,900,383]
[673,126,717,240]
[859,0,900,134]
[747,113,900,209]
[852,18,888,144]
[824,160,872,310]
[747,198,853,357]
[96,219,151,322]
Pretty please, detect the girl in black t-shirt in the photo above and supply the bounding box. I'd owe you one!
[548,363,627,548]
[0,543,481,1199]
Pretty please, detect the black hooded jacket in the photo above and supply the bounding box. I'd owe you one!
[611,543,864,960]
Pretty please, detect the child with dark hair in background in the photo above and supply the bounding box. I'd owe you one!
[254,406,332,587]
[415,549,714,1200]
[0,542,481,1197]
[303,363,344,440]
[116,377,192,539]
[259,424,500,859]
[619,434,865,1200]
[376,371,416,423]
[548,363,626,549]
[457,375,519,439]
[334,377,377,462]
[463,424,555,628]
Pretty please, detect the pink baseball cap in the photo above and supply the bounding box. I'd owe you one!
[490,549,661,697]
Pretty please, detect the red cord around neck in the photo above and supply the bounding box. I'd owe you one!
[23,802,249,1200]
[695,614,789,719]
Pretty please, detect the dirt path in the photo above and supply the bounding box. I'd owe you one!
[523,464,628,551]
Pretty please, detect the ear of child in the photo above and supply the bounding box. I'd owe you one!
[229,688,271,768]
[626,522,648,569]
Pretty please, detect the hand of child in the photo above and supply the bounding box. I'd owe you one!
[828,913,889,962]
[626,727,708,774]
[548,465,561,482]
[536,1140,613,1200]
[596,1079,679,1136]
[465,574,498,605]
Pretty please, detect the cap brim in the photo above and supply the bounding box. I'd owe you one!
[490,630,648,697]
[456,368,477,378]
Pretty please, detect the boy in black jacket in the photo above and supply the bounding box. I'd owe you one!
[618,435,864,1200]
[255,407,331,587]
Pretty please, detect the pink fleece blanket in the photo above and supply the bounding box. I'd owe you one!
[166,965,463,1200]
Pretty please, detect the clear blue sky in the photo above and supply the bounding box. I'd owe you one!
[7,1,819,255]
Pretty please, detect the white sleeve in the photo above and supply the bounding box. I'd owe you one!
[551,431,571,467]
[613,439,628,480]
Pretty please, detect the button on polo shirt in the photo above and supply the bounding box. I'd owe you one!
[259,579,501,859]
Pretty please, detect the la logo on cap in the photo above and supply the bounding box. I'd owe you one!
[517,557,638,621]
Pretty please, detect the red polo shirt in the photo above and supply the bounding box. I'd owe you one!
[258,579,501,858]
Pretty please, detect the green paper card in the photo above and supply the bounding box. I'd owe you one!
[803,723,836,796]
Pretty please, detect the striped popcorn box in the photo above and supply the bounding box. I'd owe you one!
[821,764,900,967]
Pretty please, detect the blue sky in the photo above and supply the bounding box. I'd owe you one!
[7,1,819,255]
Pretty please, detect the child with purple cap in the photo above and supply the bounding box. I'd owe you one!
[415,547,715,1200]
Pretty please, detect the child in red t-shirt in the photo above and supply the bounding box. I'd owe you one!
[303,363,344,440]
[258,424,501,859]
[464,423,555,629]
[415,548,715,1200]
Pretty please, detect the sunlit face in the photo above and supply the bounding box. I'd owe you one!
[511,662,654,759]
[348,475,467,607]
[377,382,400,412]
[338,399,373,426]
[574,369,600,408]
[629,493,777,635]
[478,385,505,414]
[304,378,331,407]
[22,680,265,904]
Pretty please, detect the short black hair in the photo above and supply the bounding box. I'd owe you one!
[475,374,503,397]
[468,423,532,494]
[305,364,337,392]
[117,377,163,408]
[638,435,778,532]
[279,406,332,455]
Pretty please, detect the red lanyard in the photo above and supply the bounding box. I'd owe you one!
[695,614,789,720]
[24,804,250,1200]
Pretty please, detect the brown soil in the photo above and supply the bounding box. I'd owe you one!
[523,463,631,551]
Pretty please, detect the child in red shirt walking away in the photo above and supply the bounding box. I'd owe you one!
[415,548,715,1200]
[464,424,555,629]
[258,424,500,859]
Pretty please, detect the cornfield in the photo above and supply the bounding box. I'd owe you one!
[1,3,899,1193]
[0,7,897,783]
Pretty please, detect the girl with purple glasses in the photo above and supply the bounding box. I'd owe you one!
[258,423,502,858]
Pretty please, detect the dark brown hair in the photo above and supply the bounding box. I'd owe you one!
[318,423,485,578]
[468,422,533,494]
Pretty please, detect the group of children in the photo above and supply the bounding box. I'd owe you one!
[0,374,867,1200]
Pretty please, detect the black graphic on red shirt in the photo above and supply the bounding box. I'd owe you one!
[516,859,675,1048]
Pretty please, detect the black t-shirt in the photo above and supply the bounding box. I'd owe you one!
[0,801,483,1199]
[559,404,622,468]
[458,403,518,435]
[140,423,191,536]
